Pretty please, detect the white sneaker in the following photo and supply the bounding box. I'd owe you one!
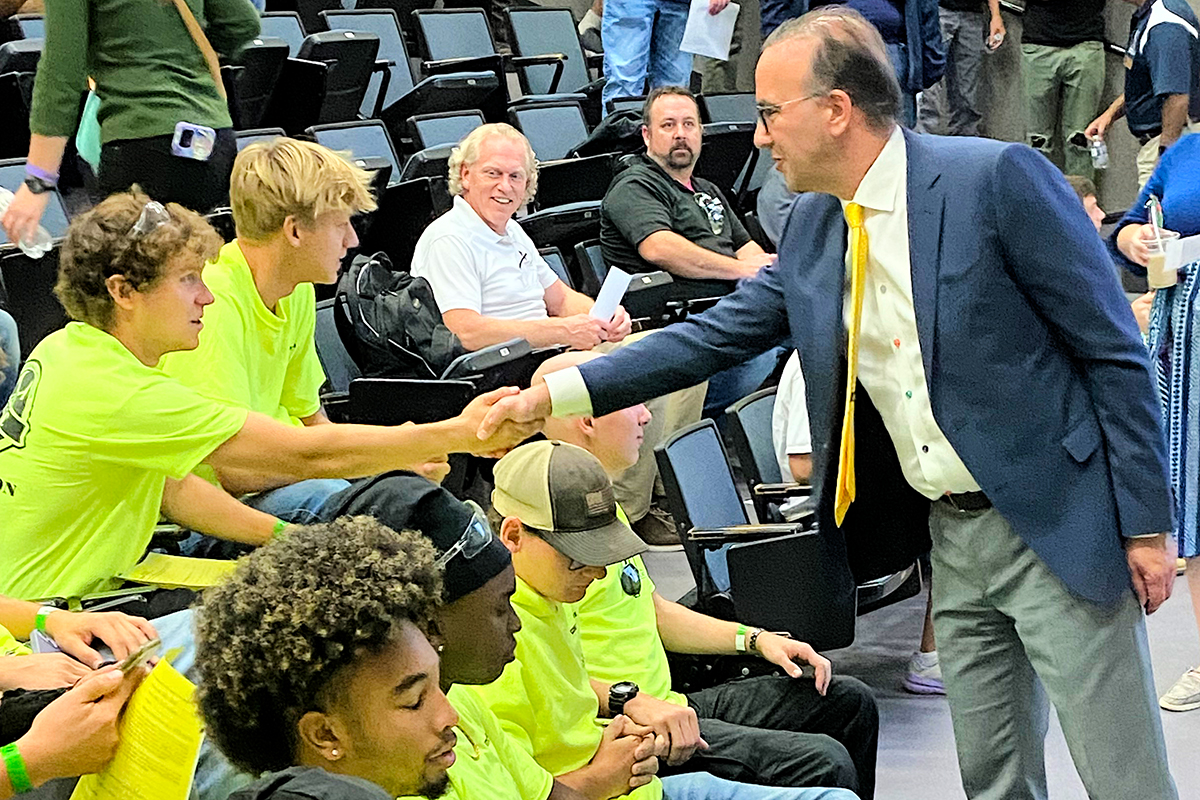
[1160,667,1200,712]
[903,650,946,695]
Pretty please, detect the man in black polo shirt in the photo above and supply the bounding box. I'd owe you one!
[1087,0,1200,185]
[1022,0,1107,180]
[600,86,783,414]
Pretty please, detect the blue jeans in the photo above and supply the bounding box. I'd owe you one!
[602,0,693,107]
[179,479,350,559]
[662,773,858,800]
[0,308,19,409]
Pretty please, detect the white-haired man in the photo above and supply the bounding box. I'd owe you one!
[412,123,704,549]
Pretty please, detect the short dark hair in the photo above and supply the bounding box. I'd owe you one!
[1064,175,1098,202]
[763,7,901,133]
[195,517,443,775]
[642,85,700,128]
[55,189,222,330]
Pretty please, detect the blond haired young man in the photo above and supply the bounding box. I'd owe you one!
[161,139,441,534]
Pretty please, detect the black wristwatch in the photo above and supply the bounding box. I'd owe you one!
[609,681,639,716]
[23,175,55,195]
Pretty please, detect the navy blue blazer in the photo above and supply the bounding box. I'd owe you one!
[579,130,1173,604]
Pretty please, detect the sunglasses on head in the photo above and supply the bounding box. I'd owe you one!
[435,500,494,569]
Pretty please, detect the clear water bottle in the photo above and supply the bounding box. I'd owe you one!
[0,187,54,259]
[1089,137,1109,170]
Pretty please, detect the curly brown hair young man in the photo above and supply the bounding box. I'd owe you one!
[195,516,455,799]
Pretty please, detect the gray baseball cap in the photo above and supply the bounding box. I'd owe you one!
[492,441,647,567]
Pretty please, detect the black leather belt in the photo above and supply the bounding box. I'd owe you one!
[941,491,992,512]
[1137,132,1159,146]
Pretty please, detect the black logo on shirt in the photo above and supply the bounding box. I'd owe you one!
[0,360,41,453]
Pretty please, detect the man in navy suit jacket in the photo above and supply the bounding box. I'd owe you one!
[482,8,1179,798]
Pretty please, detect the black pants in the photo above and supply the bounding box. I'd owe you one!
[666,674,879,799]
[97,128,236,213]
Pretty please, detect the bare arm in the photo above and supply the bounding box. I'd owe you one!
[442,308,604,351]
[160,475,279,546]
[547,780,591,800]
[638,231,763,280]
[300,410,332,426]
[1160,93,1190,150]
[204,389,539,492]
[1,135,68,244]
[788,453,813,483]
[544,280,595,318]
[1087,94,1126,139]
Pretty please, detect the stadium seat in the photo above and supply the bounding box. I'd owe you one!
[531,153,615,211]
[225,36,289,130]
[692,121,756,197]
[307,119,405,188]
[504,6,606,125]
[357,176,451,269]
[698,92,756,124]
[259,11,307,56]
[321,8,498,149]
[11,14,43,39]
[538,246,573,289]
[406,110,485,150]
[508,100,589,162]
[235,127,288,151]
[654,418,857,650]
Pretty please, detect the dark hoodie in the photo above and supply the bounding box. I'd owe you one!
[229,768,392,800]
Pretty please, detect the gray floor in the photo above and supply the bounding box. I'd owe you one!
[643,551,1200,800]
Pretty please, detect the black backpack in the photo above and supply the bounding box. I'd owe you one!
[335,252,466,379]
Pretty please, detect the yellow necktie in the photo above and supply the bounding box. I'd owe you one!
[834,202,868,526]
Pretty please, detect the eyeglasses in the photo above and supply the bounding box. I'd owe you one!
[693,191,725,236]
[435,500,494,568]
[755,93,822,133]
[619,561,642,597]
[522,523,589,570]
[128,200,171,239]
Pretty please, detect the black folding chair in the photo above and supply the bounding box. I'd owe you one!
[407,110,485,149]
[508,100,590,162]
[321,8,497,147]
[235,127,287,151]
[226,36,289,129]
[505,5,605,125]
[300,30,384,123]
[698,92,756,124]
[519,201,601,287]
[572,238,676,322]
[0,246,67,360]
[693,121,756,197]
[307,119,405,188]
[0,37,41,73]
[413,8,581,122]
[655,419,856,651]
[399,144,454,183]
[259,11,307,56]
[358,176,452,268]
[538,246,573,289]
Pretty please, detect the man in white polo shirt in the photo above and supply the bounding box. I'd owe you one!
[411,123,632,353]
[412,123,703,549]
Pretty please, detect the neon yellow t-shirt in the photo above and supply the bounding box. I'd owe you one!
[460,578,662,800]
[573,555,687,707]
[159,241,324,482]
[398,686,554,800]
[0,624,31,657]
[0,323,247,600]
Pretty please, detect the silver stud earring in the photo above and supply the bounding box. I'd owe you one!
[331,749,340,758]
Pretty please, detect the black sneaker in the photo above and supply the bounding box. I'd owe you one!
[632,506,683,551]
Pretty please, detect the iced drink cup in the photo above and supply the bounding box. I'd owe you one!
[1146,230,1181,289]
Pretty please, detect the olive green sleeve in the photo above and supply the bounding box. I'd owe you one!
[202,0,260,59]
[28,0,89,138]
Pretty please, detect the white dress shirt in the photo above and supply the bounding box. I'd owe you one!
[546,126,979,499]
[842,126,978,499]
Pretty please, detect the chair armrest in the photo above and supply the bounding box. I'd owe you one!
[370,59,393,119]
[688,521,814,545]
[509,53,566,93]
[586,53,604,71]
[753,482,811,499]
[423,55,501,75]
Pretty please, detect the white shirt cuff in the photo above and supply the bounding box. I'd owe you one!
[542,366,594,417]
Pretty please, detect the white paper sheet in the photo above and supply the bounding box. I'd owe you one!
[680,0,740,61]
[590,267,633,321]
[1167,233,1200,271]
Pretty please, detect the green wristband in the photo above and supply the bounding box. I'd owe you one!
[735,624,748,653]
[1,743,32,794]
[272,519,289,539]
[34,606,55,634]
